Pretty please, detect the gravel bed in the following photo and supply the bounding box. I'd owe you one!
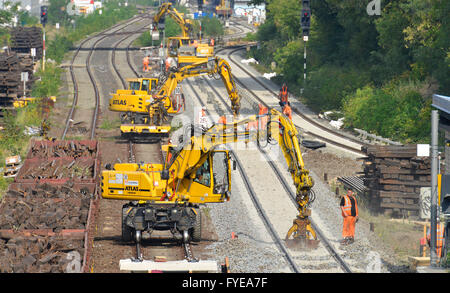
[308,169,410,272]
[204,176,287,273]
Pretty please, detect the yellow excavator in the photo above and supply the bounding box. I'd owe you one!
[101,108,317,245]
[153,2,214,67]
[216,0,232,18]
[109,77,167,125]
[116,57,240,141]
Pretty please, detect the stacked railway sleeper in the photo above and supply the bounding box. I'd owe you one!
[10,27,43,58]
[0,140,101,273]
[0,52,36,105]
[362,145,436,218]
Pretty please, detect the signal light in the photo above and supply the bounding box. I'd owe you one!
[40,5,48,27]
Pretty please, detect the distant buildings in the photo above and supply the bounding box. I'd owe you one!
[67,0,102,16]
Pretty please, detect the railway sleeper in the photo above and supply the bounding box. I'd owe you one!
[122,202,202,244]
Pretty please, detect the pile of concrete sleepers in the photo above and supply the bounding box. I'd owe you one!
[361,145,435,218]
[0,140,100,273]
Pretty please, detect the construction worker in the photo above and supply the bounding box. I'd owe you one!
[142,55,150,72]
[165,57,170,72]
[197,106,211,129]
[340,188,359,245]
[427,221,446,259]
[279,83,288,107]
[258,103,269,130]
[218,115,227,124]
[282,102,292,120]
[210,38,215,46]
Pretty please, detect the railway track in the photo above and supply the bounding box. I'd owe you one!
[62,15,146,140]
[96,15,356,272]
[187,74,353,272]
[179,20,355,271]
[112,14,204,268]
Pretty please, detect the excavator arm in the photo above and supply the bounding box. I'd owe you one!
[153,2,193,38]
[152,57,241,116]
[168,109,316,241]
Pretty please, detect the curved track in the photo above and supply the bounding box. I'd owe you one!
[62,15,146,140]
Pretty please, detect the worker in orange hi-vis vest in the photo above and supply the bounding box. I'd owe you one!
[165,57,170,72]
[142,56,150,72]
[258,103,269,130]
[282,102,292,120]
[279,83,288,107]
[210,38,215,46]
[218,115,227,124]
[427,222,446,259]
[340,188,359,245]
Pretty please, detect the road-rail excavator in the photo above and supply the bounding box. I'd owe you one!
[152,2,214,67]
[111,57,240,141]
[101,108,317,248]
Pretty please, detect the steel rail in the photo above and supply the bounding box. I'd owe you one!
[185,78,302,273]
[62,15,144,140]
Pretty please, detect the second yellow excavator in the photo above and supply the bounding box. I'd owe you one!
[153,2,214,67]
[110,57,240,141]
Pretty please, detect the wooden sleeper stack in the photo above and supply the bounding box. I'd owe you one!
[362,145,433,218]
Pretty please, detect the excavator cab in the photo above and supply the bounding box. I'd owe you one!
[190,150,232,199]
[109,78,159,114]
[127,78,158,93]
[167,37,214,67]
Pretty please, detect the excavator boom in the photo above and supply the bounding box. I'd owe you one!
[153,2,193,38]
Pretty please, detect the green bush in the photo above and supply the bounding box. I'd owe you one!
[31,63,62,98]
[303,64,370,112]
[343,80,431,143]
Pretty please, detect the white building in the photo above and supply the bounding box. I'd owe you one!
[67,0,102,16]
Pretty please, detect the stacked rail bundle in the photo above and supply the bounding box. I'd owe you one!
[361,145,431,218]
[0,52,35,105]
[0,140,101,273]
[10,26,43,59]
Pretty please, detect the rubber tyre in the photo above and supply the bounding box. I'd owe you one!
[301,140,326,150]
[122,207,133,243]
[191,209,202,242]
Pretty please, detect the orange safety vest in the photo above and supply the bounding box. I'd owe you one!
[258,104,268,130]
[280,86,288,103]
[342,195,352,217]
[283,105,292,120]
[218,116,227,124]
